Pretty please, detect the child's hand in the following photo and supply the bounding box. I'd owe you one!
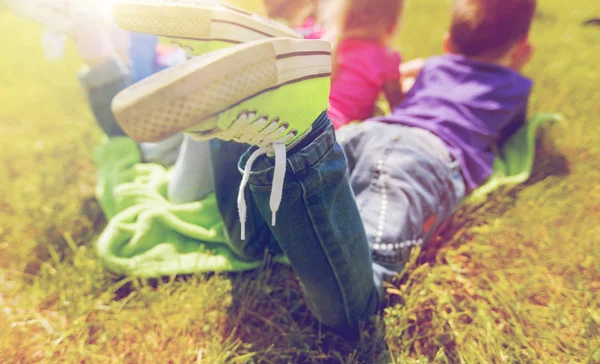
[400,58,425,78]
[402,77,417,93]
[510,41,534,72]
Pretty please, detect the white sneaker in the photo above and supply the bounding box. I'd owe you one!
[112,37,331,143]
[111,0,302,44]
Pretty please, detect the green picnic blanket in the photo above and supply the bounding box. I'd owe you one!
[95,113,560,277]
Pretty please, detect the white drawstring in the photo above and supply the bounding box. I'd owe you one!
[237,146,266,240]
[270,143,287,226]
[218,112,295,240]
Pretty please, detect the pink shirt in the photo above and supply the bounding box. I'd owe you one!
[328,39,402,128]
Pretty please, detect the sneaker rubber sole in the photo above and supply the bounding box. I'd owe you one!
[111,0,302,43]
[112,37,331,142]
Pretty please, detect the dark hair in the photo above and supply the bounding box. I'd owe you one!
[450,0,536,59]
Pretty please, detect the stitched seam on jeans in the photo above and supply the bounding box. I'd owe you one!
[369,139,428,265]
[372,238,424,264]
[372,155,389,250]
[374,155,455,263]
[369,139,397,252]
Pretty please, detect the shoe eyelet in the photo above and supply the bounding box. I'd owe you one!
[289,128,298,136]
[279,122,290,130]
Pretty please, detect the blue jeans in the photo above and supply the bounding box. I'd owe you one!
[338,121,466,273]
[213,113,465,329]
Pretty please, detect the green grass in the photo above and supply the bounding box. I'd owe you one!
[1,0,599,362]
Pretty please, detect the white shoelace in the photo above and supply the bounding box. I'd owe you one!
[222,111,296,240]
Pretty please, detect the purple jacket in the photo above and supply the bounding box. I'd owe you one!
[374,54,533,191]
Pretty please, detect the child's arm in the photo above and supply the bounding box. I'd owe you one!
[399,58,425,93]
[383,79,404,110]
[382,49,411,109]
[400,58,425,79]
